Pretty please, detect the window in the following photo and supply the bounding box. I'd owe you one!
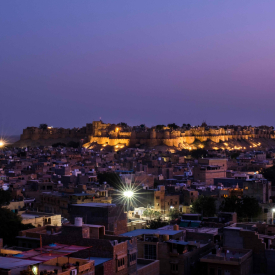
[156,196,160,199]
[224,270,231,275]
[218,269,222,275]
[117,258,125,270]
[128,253,136,266]
[171,263,178,272]
[144,244,157,260]
[245,186,248,190]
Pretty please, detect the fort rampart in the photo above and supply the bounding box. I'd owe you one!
[17,121,275,148]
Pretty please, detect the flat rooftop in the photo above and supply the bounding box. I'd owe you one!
[87,257,112,266]
[12,244,90,262]
[0,257,41,270]
[120,229,183,237]
[71,202,116,207]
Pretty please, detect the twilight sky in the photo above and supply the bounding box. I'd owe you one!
[1,1,275,135]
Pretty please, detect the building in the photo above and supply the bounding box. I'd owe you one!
[243,180,271,203]
[20,211,61,227]
[16,220,137,274]
[200,247,253,275]
[181,189,199,206]
[194,159,228,185]
[38,191,112,219]
[121,228,212,275]
[68,203,127,235]
[0,245,95,275]
[154,186,180,215]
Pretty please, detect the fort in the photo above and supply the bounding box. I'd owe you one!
[15,121,275,150]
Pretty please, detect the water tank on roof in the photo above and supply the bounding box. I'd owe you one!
[173,224,179,231]
[75,217,83,227]
[163,234,169,241]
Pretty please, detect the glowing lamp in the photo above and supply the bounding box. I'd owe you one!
[0,141,4,147]
[123,190,134,198]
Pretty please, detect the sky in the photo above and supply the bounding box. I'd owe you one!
[1,1,275,135]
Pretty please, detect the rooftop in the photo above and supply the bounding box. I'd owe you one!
[201,248,252,265]
[12,244,90,262]
[71,202,116,207]
[0,257,41,270]
[87,257,112,266]
[120,229,183,237]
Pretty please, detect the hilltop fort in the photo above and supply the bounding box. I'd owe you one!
[15,121,275,150]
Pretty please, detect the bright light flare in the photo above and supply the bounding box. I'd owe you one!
[123,190,134,198]
[0,140,4,147]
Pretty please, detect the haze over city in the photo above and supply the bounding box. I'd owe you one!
[1,1,275,135]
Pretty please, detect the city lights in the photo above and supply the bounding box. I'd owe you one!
[123,190,134,198]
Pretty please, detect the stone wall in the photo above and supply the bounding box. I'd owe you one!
[17,121,275,149]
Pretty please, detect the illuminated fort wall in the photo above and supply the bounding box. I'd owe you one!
[19,121,275,148]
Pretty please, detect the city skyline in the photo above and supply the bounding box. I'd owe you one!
[1,1,275,135]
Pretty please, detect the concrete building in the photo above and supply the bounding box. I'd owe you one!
[154,186,180,215]
[121,228,212,275]
[243,180,271,203]
[200,247,253,275]
[20,211,61,227]
[69,203,127,235]
[193,159,228,185]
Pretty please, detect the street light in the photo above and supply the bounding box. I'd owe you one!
[123,190,134,220]
[123,190,134,198]
[0,140,4,147]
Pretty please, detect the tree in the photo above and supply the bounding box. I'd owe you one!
[118,122,128,127]
[147,218,169,229]
[39,124,48,130]
[0,190,12,206]
[187,124,191,127]
[143,209,162,220]
[182,124,187,127]
[156,125,165,130]
[168,209,180,220]
[52,142,66,148]
[231,152,240,159]
[191,149,208,159]
[143,209,154,220]
[140,124,145,128]
[0,208,34,245]
[219,196,262,220]
[66,141,80,148]
[191,196,216,217]
[167,123,179,130]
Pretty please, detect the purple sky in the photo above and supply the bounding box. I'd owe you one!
[1,1,275,135]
